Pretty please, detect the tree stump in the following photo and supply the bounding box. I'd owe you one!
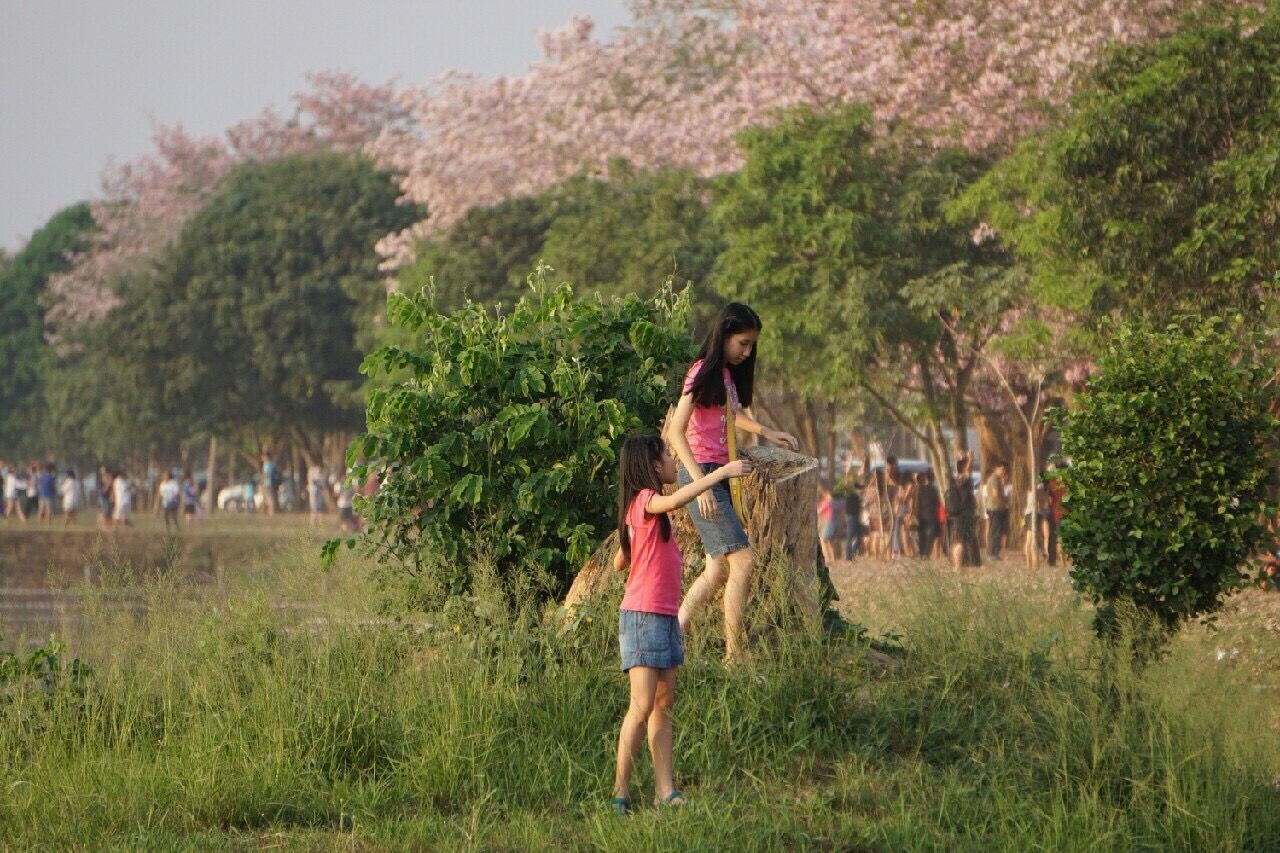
[563,445,821,629]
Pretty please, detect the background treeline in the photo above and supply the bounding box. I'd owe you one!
[2,7,1278,515]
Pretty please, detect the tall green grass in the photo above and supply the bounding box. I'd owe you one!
[1,545,1277,850]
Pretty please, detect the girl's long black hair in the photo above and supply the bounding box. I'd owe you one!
[687,302,761,408]
[617,433,672,562]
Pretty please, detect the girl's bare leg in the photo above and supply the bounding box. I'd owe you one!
[678,555,727,635]
[724,548,754,662]
[648,668,677,803]
[614,667,658,799]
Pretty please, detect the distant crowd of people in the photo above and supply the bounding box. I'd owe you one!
[0,451,365,533]
[817,450,1067,569]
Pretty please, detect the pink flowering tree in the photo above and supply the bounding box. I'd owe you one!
[45,72,408,340]
[371,0,1262,269]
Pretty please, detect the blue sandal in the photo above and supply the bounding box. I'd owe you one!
[611,797,630,816]
[658,790,686,807]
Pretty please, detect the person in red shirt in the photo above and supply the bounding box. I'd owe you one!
[610,433,751,815]
[1045,460,1067,566]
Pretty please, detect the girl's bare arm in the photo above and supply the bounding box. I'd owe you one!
[645,460,751,516]
[664,394,704,480]
[733,410,799,450]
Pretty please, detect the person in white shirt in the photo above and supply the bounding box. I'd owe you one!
[159,473,181,532]
[60,469,81,527]
[113,471,132,526]
[335,478,357,532]
[4,466,26,522]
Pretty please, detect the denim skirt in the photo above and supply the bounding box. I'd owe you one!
[619,609,684,672]
[677,462,750,558]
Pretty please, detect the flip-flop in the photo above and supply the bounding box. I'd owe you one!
[611,797,630,816]
[657,790,686,807]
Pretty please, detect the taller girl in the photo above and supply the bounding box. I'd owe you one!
[665,302,799,661]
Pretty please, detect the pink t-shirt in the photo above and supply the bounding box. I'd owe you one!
[619,488,683,616]
[817,495,832,522]
[682,360,740,465]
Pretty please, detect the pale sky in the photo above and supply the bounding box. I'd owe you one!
[0,0,631,250]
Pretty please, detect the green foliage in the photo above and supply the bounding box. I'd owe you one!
[57,154,421,457]
[0,637,91,698]
[396,162,723,325]
[712,103,1026,458]
[540,161,724,319]
[711,104,886,395]
[345,267,695,598]
[1055,319,1276,640]
[0,202,94,453]
[962,7,1280,323]
[396,194,553,311]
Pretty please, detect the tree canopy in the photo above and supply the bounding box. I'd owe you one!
[0,202,95,453]
[711,104,1027,468]
[47,153,420,461]
[961,6,1280,323]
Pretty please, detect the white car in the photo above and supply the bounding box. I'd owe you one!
[217,485,245,512]
[218,483,292,512]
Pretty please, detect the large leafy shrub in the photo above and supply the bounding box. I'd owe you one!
[342,268,694,599]
[1056,320,1275,640]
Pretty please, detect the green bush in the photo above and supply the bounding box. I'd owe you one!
[341,267,695,600]
[1055,319,1276,640]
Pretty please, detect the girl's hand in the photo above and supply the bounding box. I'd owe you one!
[719,459,754,480]
[697,490,718,519]
[768,430,800,451]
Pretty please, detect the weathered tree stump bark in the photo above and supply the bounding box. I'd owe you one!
[564,445,821,629]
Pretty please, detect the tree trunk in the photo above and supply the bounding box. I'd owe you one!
[741,445,823,630]
[924,420,951,492]
[777,393,821,459]
[204,435,218,514]
[826,399,838,481]
[977,411,1019,541]
[564,446,821,631]
[291,425,320,471]
[978,407,1050,550]
[1025,413,1040,569]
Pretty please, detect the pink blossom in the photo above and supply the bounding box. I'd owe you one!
[372,0,1262,268]
[46,72,406,339]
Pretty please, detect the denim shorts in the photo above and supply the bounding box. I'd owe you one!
[677,462,750,558]
[619,609,684,672]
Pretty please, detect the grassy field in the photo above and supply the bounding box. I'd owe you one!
[1,536,1279,850]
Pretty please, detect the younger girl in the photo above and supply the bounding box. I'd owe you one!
[611,433,751,814]
[664,302,798,661]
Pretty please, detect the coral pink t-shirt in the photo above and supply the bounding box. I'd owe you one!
[619,488,683,616]
[682,360,740,465]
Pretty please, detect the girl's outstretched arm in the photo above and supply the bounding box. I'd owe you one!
[645,460,752,516]
[733,410,800,451]
[613,547,627,572]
